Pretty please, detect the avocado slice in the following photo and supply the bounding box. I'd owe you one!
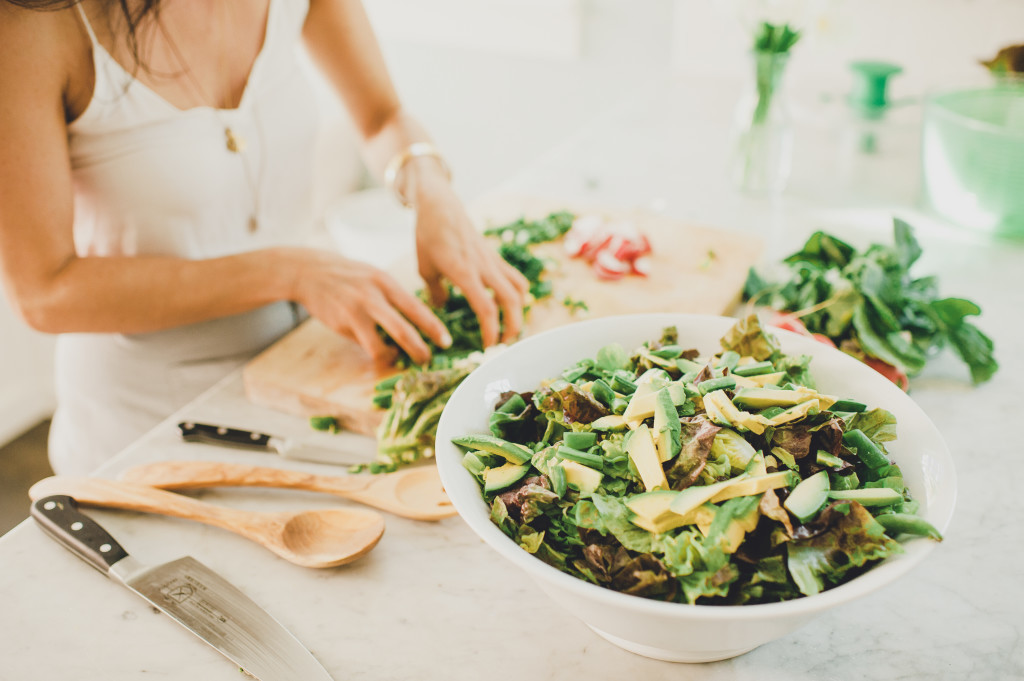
[668,474,747,517]
[623,382,688,423]
[704,390,772,435]
[559,459,603,495]
[828,487,903,506]
[590,414,627,431]
[626,424,669,492]
[697,502,762,553]
[452,433,533,464]
[631,502,716,534]
[767,399,821,427]
[743,451,768,477]
[733,387,810,410]
[784,470,830,523]
[482,462,531,493]
[653,388,682,463]
[626,490,681,522]
[709,471,796,503]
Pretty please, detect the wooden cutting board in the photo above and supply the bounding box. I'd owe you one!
[242,196,762,434]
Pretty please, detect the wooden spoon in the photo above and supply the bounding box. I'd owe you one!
[120,461,456,521]
[28,476,384,569]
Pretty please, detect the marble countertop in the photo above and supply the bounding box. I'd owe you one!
[1,75,1022,680]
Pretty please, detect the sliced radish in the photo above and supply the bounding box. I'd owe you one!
[631,256,652,277]
[613,239,641,262]
[580,233,613,262]
[563,231,590,258]
[593,249,631,277]
[636,234,652,256]
[562,215,653,281]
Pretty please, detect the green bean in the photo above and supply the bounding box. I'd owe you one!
[590,379,616,408]
[843,429,890,469]
[556,446,604,470]
[611,374,637,394]
[563,431,597,450]
[550,463,568,497]
[875,513,943,541]
[651,344,684,359]
[715,351,741,372]
[830,399,868,413]
[698,376,737,395]
[733,360,776,377]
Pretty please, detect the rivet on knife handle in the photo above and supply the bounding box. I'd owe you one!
[178,422,272,449]
[30,495,130,575]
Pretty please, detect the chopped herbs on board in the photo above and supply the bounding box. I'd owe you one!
[331,211,579,473]
[743,219,997,385]
[452,315,942,605]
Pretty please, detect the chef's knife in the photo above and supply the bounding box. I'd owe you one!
[31,495,335,681]
[178,421,373,466]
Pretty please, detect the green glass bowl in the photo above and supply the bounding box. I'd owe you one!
[922,85,1024,238]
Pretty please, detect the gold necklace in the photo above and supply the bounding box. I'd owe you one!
[157,7,262,233]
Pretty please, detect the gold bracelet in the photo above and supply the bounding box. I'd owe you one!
[383,142,451,208]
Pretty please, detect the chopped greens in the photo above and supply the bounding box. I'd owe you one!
[483,211,575,246]
[452,315,942,605]
[356,212,580,472]
[743,219,998,384]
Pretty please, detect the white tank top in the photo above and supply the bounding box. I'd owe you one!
[51,0,319,474]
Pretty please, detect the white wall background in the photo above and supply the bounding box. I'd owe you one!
[0,0,1020,446]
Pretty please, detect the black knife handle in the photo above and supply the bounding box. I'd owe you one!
[31,495,129,576]
[178,421,272,449]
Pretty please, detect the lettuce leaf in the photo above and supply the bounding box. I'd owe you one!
[610,554,677,600]
[846,408,898,443]
[497,476,560,523]
[787,500,902,596]
[721,314,780,361]
[590,493,654,553]
[595,343,631,372]
[666,416,720,489]
[537,384,609,425]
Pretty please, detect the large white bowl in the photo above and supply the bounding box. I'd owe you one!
[434,314,956,663]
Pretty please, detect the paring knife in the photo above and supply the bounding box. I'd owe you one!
[178,421,373,466]
[31,495,335,681]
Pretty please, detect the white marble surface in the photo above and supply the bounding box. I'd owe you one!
[2,74,1023,680]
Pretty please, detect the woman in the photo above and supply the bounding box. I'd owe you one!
[0,0,528,475]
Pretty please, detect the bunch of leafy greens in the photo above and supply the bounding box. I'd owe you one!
[349,212,577,472]
[743,219,997,384]
[387,240,553,371]
[453,316,940,605]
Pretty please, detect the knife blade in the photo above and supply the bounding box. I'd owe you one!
[178,421,373,466]
[31,495,335,681]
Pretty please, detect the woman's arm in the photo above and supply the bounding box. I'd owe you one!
[302,0,529,347]
[0,5,447,365]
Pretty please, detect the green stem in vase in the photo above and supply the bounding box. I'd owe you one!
[749,22,800,127]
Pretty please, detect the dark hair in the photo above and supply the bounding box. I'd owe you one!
[7,0,160,69]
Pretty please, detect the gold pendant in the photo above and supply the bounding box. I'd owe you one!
[225,127,247,153]
[248,215,259,233]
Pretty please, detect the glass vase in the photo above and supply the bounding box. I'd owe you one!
[730,51,794,197]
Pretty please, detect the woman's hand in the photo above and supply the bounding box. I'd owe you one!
[412,173,529,347]
[281,247,451,366]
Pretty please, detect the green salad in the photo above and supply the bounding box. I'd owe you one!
[452,315,942,605]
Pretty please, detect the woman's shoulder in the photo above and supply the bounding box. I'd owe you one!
[0,3,92,121]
